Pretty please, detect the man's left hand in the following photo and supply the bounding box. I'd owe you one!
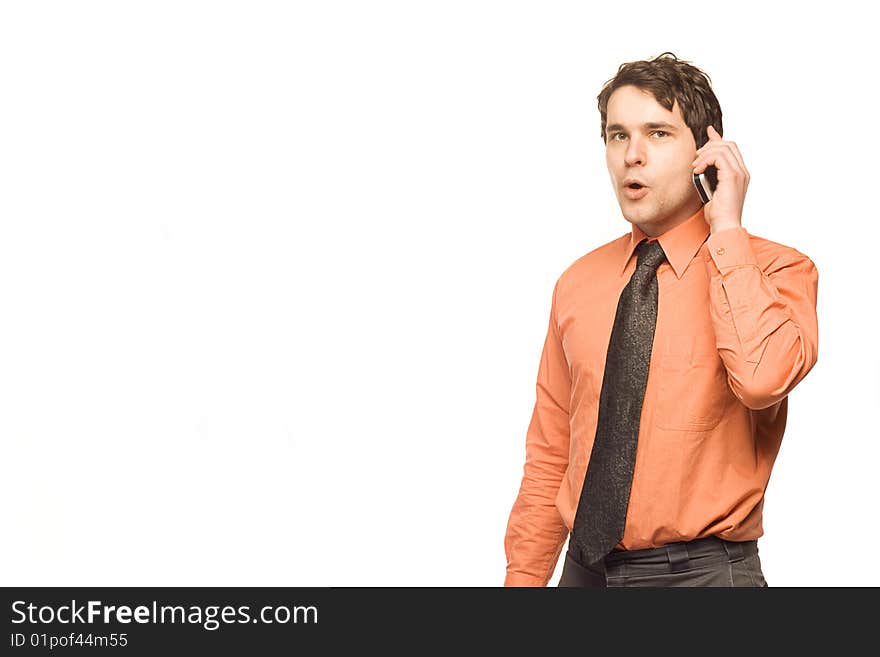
[692,125,750,232]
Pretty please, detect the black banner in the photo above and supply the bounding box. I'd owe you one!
[0,587,868,653]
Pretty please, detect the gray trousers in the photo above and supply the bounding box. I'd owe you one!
[558,533,768,587]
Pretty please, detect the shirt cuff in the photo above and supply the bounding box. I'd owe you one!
[706,226,758,272]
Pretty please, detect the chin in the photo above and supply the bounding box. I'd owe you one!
[620,204,658,225]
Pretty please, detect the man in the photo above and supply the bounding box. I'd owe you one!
[503,52,819,587]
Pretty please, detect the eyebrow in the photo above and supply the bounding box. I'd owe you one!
[606,122,678,134]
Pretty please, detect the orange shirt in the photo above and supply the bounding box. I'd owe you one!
[503,206,819,586]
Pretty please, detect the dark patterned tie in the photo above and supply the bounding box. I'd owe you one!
[572,238,667,566]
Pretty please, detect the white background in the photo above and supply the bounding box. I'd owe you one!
[0,1,876,587]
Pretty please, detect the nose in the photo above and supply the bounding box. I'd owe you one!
[624,135,645,167]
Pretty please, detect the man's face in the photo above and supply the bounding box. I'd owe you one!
[605,85,703,236]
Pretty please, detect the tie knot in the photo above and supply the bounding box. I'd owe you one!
[636,239,667,271]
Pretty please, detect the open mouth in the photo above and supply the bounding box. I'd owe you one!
[623,183,649,199]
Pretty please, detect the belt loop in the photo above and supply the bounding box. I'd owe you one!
[723,540,744,563]
[666,542,690,572]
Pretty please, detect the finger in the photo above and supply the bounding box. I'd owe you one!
[725,141,749,179]
[695,142,735,164]
[704,142,749,180]
[705,125,722,145]
[696,141,721,155]
[697,133,747,176]
[694,142,745,175]
[696,138,724,155]
[693,148,742,179]
[692,147,733,174]
[696,126,726,153]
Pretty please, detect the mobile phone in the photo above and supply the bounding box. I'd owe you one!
[693,165,717,204]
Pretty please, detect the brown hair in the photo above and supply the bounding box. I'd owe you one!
[597,52,722,149]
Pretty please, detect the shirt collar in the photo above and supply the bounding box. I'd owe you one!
[618,206,710,279]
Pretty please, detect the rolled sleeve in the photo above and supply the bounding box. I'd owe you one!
[704,227,819,410]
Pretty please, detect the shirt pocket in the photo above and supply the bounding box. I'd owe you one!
[654,333,729,432]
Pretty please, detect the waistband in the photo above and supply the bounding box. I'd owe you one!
[568,533,759,574]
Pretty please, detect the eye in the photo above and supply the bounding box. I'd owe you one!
[610,132,626,141]
[652,130,668,138]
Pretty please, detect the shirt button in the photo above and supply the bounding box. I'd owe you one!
[716,247,726,255]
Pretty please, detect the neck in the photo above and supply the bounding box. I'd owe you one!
[635,199,703,237]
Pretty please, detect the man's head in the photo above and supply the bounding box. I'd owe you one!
[597,52,723,236]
